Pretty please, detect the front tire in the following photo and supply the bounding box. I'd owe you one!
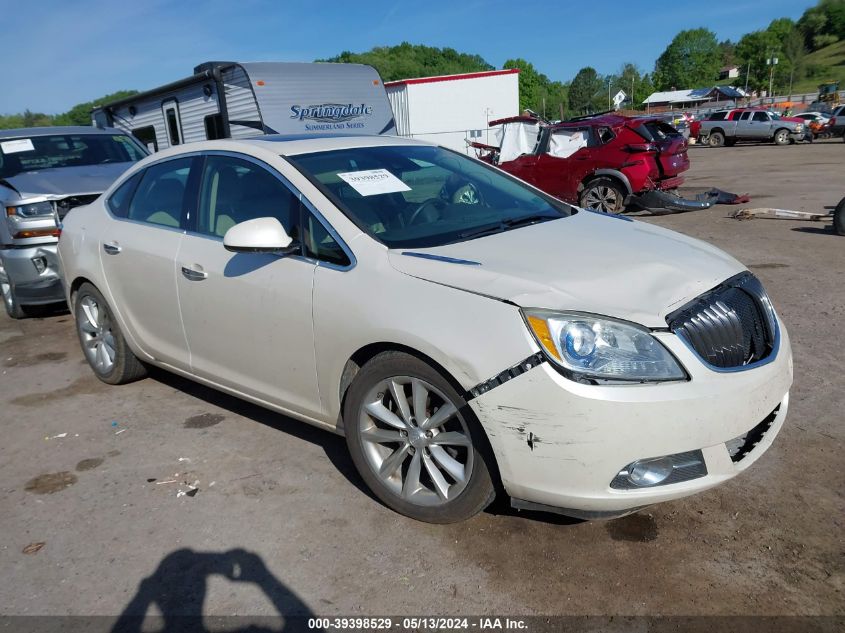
[773,129,790,146]
[344,352,495,523]
[579,177,626,214]
[74,283,147,385]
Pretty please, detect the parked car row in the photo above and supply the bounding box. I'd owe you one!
[692,105,845,146]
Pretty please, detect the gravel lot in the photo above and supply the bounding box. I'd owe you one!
[1,139,842,621]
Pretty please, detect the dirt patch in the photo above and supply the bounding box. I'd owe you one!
[10,376,106,407]
[24,472,78,494]
[605,514,659,542]
[184,413,225,429]
[75,458,104,472]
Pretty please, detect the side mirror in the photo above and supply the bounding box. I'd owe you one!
[223,217,297,254]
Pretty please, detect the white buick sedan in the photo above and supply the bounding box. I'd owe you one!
[58,136,792,523]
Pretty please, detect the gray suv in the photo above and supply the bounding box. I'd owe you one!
[0,127,147,318]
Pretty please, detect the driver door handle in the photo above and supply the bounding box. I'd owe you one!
[181,265,207,281]
[103,241,122,255]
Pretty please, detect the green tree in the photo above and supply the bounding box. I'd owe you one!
[504,58,543,112]
[653,28,721,89]
[568,67,605,114]
[502,59,568,119]
[321,43,492,82]
[52,90,138,126]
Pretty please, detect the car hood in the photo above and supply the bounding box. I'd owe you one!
[388,211,746,328]
[1,163,134,198]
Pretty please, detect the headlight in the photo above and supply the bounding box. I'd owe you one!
[6,201,54,218]
[522,309,686,383]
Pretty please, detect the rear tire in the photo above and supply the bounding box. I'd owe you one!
[773,129,790,146]
[73,283,147,385]
[344,351,495,523]
[579,177,626,214]
[834,197,845,236]
[708,131,725,147]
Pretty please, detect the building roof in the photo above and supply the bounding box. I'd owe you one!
[384,68,519,88]
[642,86,747,104]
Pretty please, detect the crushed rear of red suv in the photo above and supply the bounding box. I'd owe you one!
[471,113,690,213]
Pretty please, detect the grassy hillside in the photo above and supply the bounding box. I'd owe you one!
[792,39,845,94]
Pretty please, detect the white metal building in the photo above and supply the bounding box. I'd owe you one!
[385,69,520,154]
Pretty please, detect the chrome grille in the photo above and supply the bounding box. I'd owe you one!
[667,273,776,369]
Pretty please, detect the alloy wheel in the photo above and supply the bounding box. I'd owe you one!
[358,376,473,506]
[583,186,620,213]
[78,295,117,374]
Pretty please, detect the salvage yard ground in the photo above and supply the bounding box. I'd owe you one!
[0,140,843,619]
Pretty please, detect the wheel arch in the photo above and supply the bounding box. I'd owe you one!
[580,170,632,196]
[339,342,470,417]
[69,275,97,305]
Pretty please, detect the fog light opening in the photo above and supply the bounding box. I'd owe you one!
[32,256,47,274]
[610,450,707,490]
[627,456,674,487]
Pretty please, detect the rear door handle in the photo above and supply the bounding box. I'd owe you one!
[181,265,208,281]
[103,242,122,255]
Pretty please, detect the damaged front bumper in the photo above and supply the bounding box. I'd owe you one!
[468,321,792,519]
[0,243,64,305]
[627,189,714,213]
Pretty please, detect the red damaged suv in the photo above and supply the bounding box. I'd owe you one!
[472,114,690,213]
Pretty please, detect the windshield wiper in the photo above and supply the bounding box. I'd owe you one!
[458,213,560,240]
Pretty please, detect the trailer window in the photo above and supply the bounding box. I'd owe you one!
[132,126,158,153]
[164,105,182,146]
[204,114,225,140]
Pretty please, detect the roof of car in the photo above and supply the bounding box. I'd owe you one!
[239,133,433,156]
[0,126,125,139]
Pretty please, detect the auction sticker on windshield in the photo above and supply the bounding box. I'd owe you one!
[0,139,35,154]
[338,169,411,197]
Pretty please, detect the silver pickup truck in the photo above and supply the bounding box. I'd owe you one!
[1,127,147,318]
[699,109,805,147]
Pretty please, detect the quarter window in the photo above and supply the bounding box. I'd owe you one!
[127,158,192,228]
[108,172,143,218]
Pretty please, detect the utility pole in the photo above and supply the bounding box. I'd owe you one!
[766,54,778,101]
[744,61,751,95]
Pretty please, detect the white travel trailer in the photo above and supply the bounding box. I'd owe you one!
[92,61,396,151]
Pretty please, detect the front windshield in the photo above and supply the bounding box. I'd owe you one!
[0,133,147,179]
[287,145,573,249]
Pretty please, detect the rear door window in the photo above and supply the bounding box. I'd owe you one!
[738,112,752,121]
[127,158,193,228]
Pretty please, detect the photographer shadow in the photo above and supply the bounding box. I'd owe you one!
[112,548,317,633]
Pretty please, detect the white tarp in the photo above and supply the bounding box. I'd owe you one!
[498,122,540,163]
[548,130,588,159]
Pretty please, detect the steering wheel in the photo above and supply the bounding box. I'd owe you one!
[407,198,445,226]
[451,182,483,206]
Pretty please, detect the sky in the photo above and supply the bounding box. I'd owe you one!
[2,0,812,114]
